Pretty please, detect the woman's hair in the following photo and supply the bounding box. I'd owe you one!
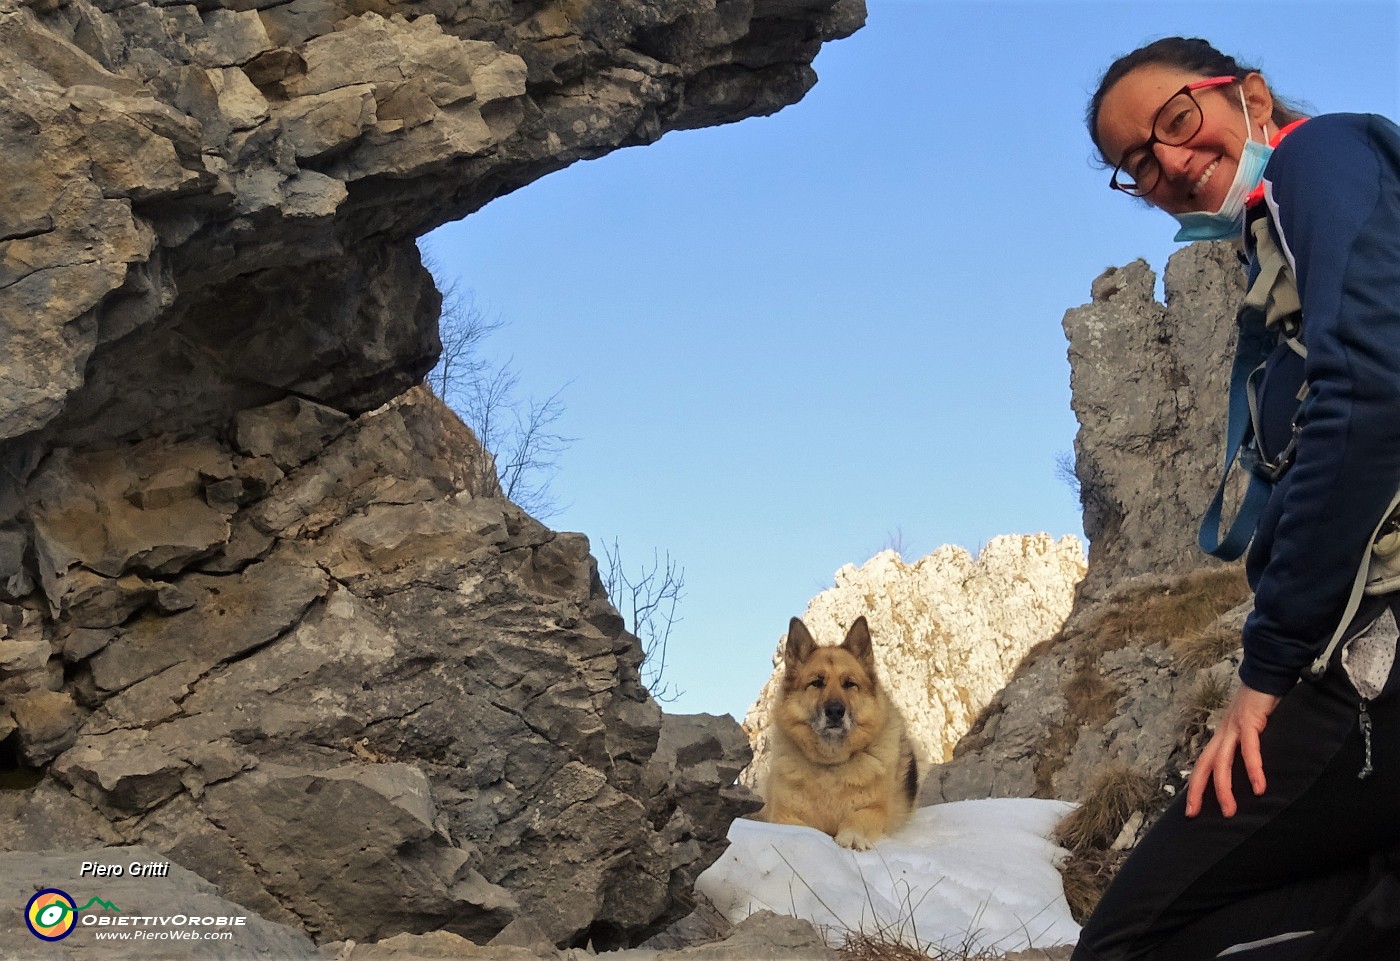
[1087,37,1310,166]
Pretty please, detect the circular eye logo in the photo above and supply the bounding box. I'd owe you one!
[26,889,78,941]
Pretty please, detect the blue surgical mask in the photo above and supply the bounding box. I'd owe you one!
[1172,90,1273,242]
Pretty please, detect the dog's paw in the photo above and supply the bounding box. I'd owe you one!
[835,828,874,851]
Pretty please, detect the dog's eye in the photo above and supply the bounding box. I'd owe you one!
[808,677,825,690]
[842,679,858,691]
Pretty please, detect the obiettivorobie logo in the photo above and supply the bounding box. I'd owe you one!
[24,889,121,941]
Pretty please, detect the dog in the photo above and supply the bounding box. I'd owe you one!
[758,615,919,850]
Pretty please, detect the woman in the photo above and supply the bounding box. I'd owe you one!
[1074,38,1400,961]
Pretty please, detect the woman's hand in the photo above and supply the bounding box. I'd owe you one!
[1185,683,1283,818]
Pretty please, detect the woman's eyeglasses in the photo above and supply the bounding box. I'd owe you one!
[1110,75,1238,196]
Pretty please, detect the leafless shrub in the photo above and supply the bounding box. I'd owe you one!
[427,278,502,402]
[424,270,574,519]
[1054,449,1081,502]
[460,366,572,518]
[880,527,915,560]
[602,540,685,702]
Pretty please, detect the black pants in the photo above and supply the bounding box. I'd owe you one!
[1073,601,1400,961]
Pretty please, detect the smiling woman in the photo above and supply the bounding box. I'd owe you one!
[1088,39,1308,228]
[1072,34,1400,961]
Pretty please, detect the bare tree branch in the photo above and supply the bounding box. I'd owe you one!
[419,257,687,699]
[602,539,686,703]
[423,274,572,519]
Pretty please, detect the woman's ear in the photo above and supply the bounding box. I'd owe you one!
[1241,72,1276,136]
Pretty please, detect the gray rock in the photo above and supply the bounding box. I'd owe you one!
[1063,244,1244,601]
[642,714,762,938]
[658,910,836,960]
[1,391,761,947]
[0,0,864,457]
[342,931,551,959]
[232,397,350,471]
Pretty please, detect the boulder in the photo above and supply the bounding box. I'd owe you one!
[0,391,755,947]
[0,846,320,960]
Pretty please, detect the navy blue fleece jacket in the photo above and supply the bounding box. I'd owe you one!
[1240,112,1400,695]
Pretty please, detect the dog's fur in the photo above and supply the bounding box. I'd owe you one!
[758,616,919,850]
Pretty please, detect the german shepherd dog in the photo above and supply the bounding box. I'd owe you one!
[758,616,919,850]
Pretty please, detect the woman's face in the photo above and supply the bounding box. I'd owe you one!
[1097,64,1270,216]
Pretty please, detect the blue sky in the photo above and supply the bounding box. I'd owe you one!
[422,1,1400,721]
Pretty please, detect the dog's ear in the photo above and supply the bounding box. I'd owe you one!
[841,616,875,670]
[785,617,817,668]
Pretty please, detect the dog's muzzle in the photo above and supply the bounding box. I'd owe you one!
[817,699,851,736]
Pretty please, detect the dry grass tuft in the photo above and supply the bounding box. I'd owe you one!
[840,932,1074,960]
[1170,622,1242,670]
[1177,672,1233,756]
[1057,847,1127,924]
[1062,663,1120,729]
[840,931,1033,961]
[841,932,946,961]
[1086,566,1251,655]
[1053,766,1160,922]
[1054,766,1156,853]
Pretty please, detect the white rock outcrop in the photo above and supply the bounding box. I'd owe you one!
[742,533,1086,786]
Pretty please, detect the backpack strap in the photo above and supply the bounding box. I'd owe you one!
[1198,304,1276,560]
[1248,214,1303,342]
[1307,486,1400,679]
[1199,215,1306,560]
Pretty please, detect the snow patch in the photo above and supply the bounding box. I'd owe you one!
[696,799,1081,953]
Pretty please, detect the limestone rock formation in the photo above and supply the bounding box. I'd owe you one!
[927,245,1254,805]
[741,534,1086,788]
[921,571,1249,805]
[1,849,835,961]
[1063,242,1245,600]
[0,0,860,948]
[0,0,863,461]
[3,390,672,945]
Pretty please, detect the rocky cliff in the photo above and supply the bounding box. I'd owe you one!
[1063,242,1244,602]
[924,242,1250,807]
[0,0,862,950]
[742,534,1086,786]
